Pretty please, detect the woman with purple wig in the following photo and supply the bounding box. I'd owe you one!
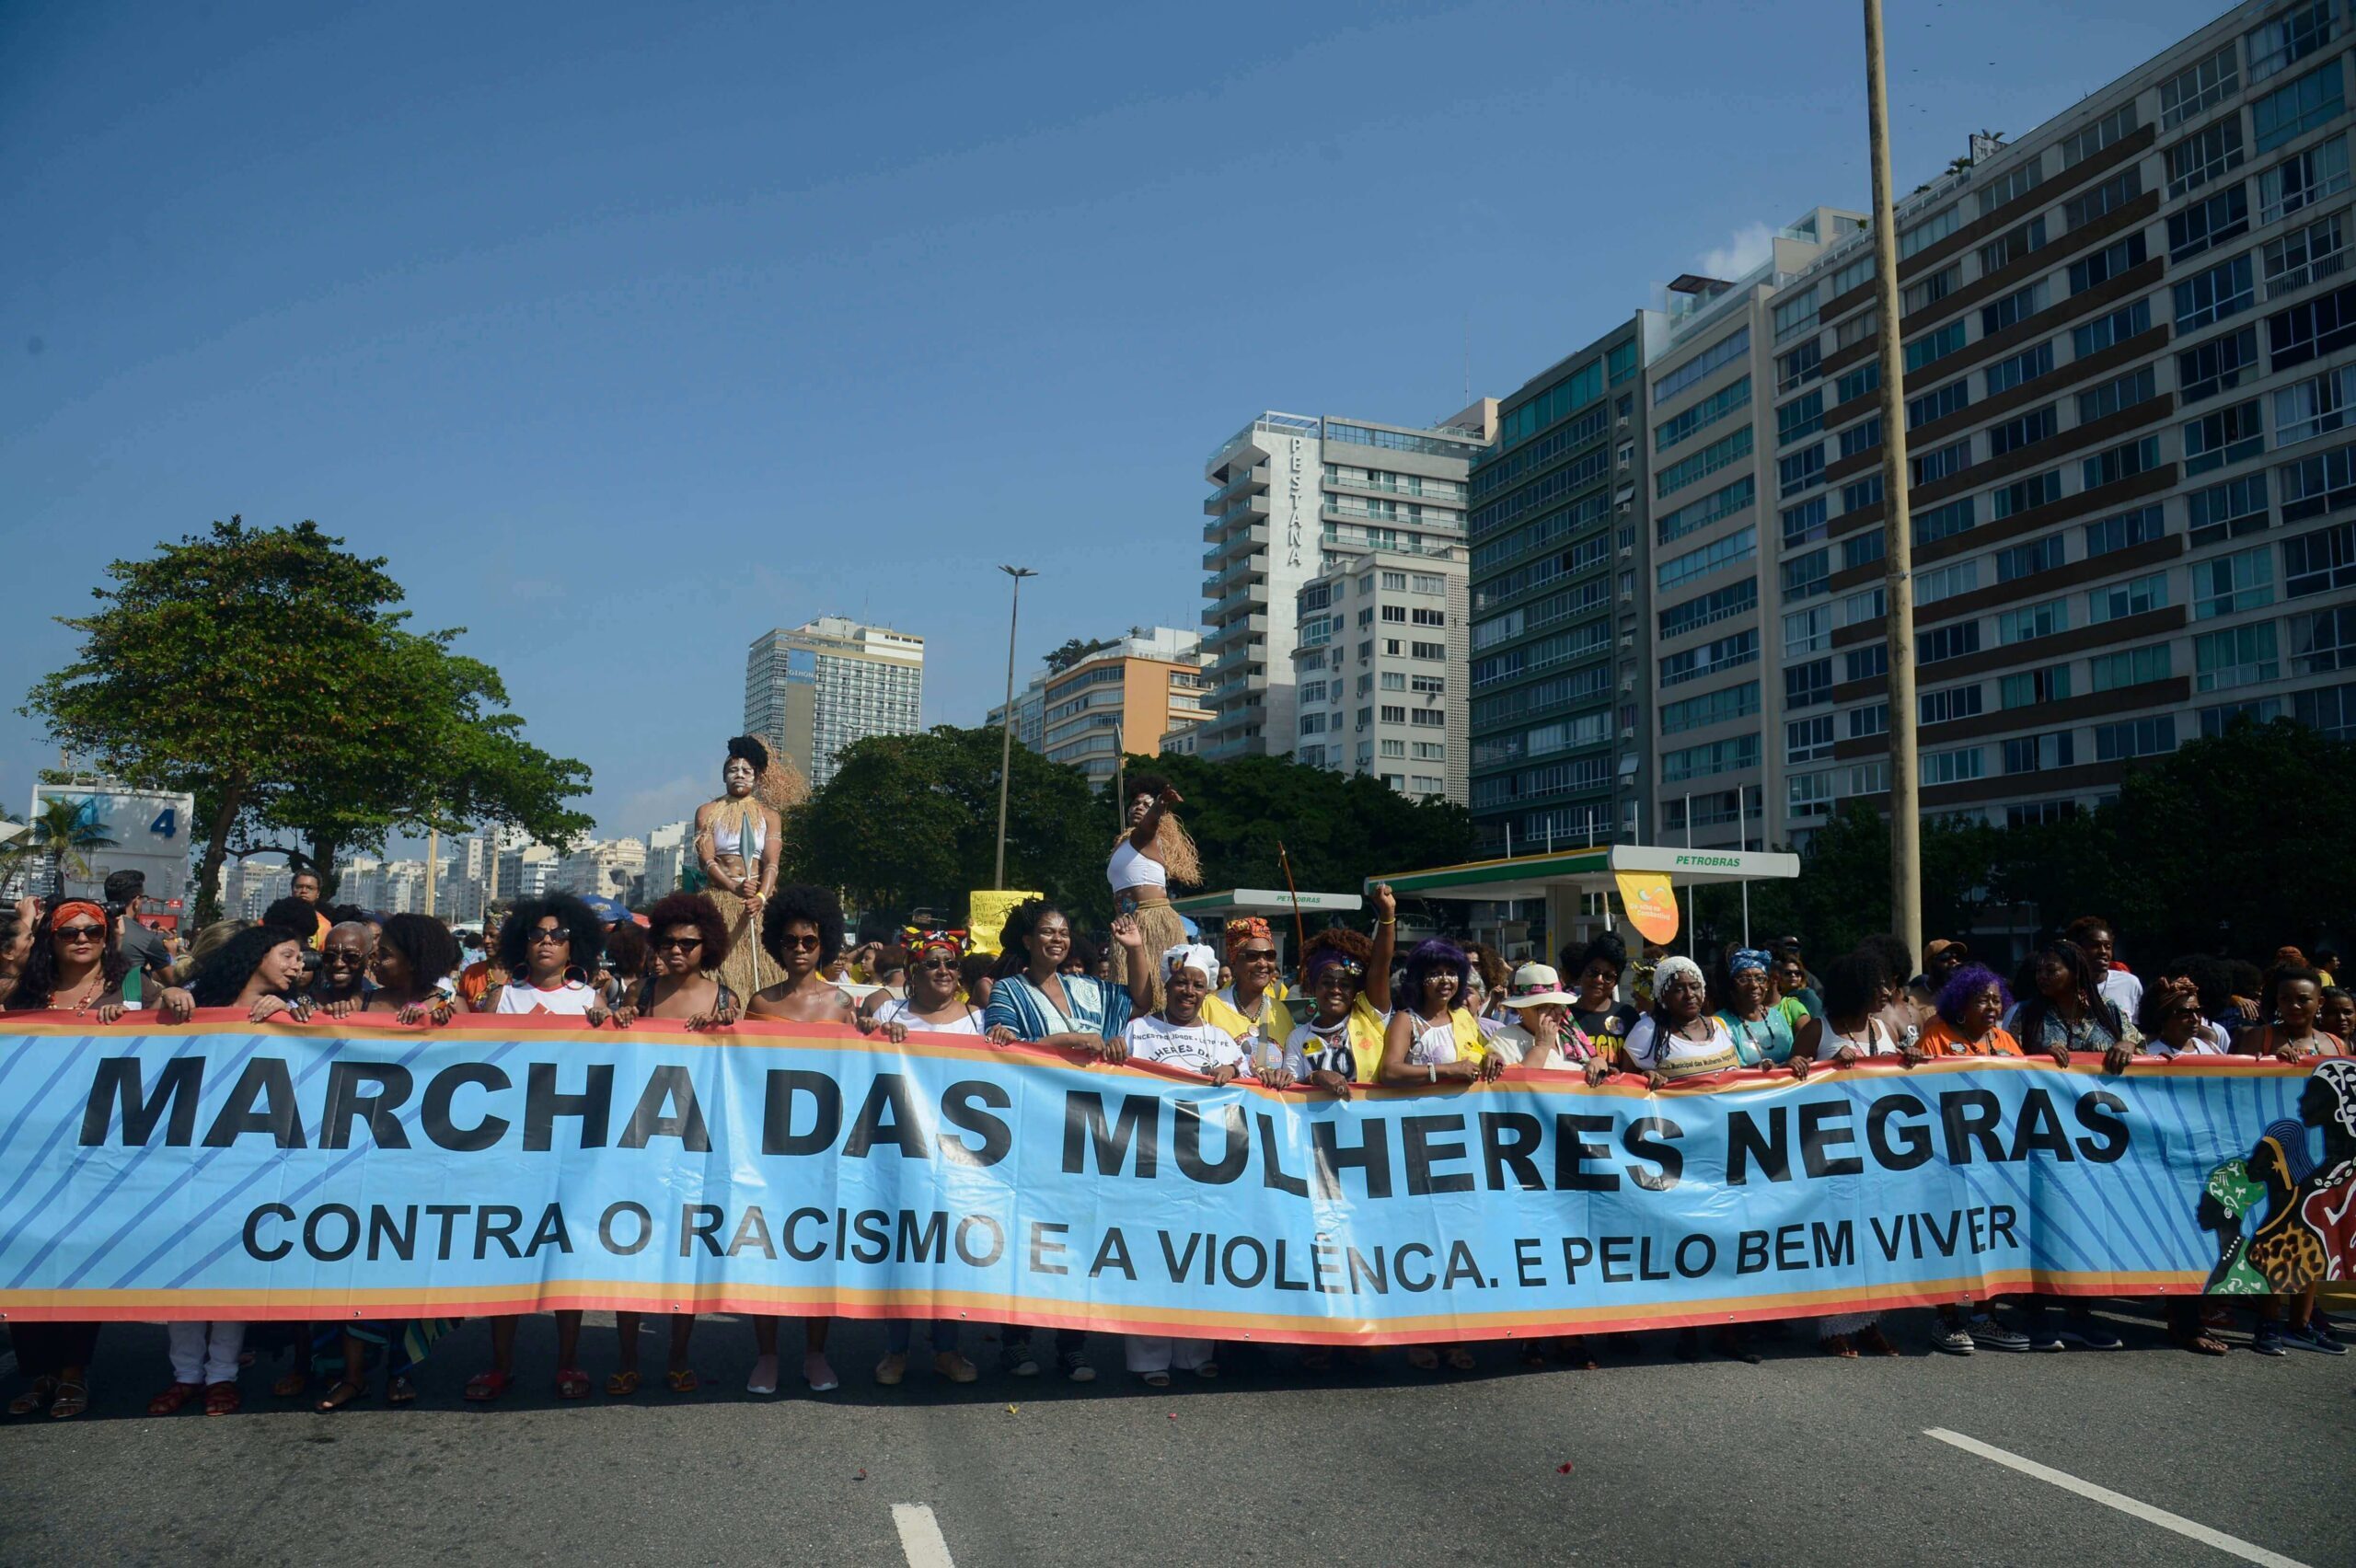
[1920,964,2024,1058]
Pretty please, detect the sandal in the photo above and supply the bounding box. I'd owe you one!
[1444,1346,1476,1373]
[271,1369,308,1399]
[387,1376,418,1405]
[1854,1324,1900,1358]
[147,1380,202,1417]
[463,1370,513,1402]
[606,1370,642,1398]
[203,1381,241,1417]
[1819,1334,1858,1358]
[49,1380,89,1419]
[2172,1329,2231,1356]
[556,1367,591,1400]
[315,1378,369,1413]
[8,1376,58,1416]
[1405,1345,1439,1371]
[1140,1370,1172,1388]
[665,1368,699,1394]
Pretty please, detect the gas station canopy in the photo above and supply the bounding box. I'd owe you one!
[1366,844,1797,903]
[1169,888,1364,919]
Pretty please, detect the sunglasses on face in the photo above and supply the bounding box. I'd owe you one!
[55,925,106,941]
[777,933,822,951]
[1241,948,1277,962]
[324,949,368,964]
[653,936,704,952]
[916,956,960,972]
[529,927,572,945]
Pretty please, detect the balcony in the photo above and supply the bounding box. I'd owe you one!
[1200,525,1269,570]
[1202,616,1266,653]
[1203,465,1270,514]
[1207,491,1272,535]
[1201,555,1266,596]
[1326,471,1466,504]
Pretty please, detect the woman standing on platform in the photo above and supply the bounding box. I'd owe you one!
[1106,775,1201,1013]
[695,736,787,1007]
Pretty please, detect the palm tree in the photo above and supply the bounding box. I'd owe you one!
[27,796,118,890]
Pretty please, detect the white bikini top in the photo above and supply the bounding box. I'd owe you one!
[1107,837,1166,892]
[711,808,766,858]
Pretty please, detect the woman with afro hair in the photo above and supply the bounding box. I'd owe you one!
[1279,882,1400,1097]
[1106,773,1201,1012]
[694,735,789,1005]
[614,891,740,1029]
[481,893,611,1021]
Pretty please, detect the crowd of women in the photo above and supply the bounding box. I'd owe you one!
[0,747,2345,1418]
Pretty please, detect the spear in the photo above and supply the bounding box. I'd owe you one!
[1276,841,1308,970]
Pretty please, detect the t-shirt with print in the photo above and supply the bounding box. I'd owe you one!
[1283,996,1388,1084]
[494,979,600,1016]
[1123,1014,1250,1077]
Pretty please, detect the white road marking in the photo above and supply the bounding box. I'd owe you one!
[891,1504,954,1568]
[1925,1428,2313,1568]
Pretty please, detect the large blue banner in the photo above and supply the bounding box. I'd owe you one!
[1,1013,2347,1343]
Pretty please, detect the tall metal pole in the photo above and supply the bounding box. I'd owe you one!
[423,824,439,917]
[993,566,1036,889]
[1865,0,1922,961]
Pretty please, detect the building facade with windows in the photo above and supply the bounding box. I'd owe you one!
[1197,405,1495,761]
[744,617,926,789]
[1639,211,1870,850]
[1290,547,1470,802]
[1466,318,1653,852]
[1760,0,2356,845]
[991,627,1213,787]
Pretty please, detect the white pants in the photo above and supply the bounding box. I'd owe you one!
[167,1320,245,1385]
[1124,1335,1213,1374]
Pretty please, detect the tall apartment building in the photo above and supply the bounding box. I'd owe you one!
[991,627,1212,787]
[744,617,926,788]
[1635,210,1871,849]
[1290,545,1471,801]
[1754,0,2356,847]
[642,820,691,901]
[1197,404,1496,761]
[1465,317,1652,851]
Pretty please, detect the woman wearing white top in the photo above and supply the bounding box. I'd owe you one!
[694,735,791,1006]
[1105,775,1201,1013]
[1620,957,1741,1088]
[1118,943,1253,1386]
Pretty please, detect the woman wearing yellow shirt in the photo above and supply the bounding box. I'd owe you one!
[1203,917,1294,1072]
[1276,884,1399,1096]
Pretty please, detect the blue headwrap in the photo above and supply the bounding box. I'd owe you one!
[1730,948,1774,974]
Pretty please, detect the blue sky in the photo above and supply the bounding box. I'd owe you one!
[1,0,2228,841]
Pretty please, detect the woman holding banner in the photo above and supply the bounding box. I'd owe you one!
[1281,884,1399,1098]
[695,736,787,1005]
[1203,917,1293,1070]
[1106,775,1200,1012]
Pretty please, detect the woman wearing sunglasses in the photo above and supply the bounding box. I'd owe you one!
[6,897,191,1020]
[1203,916,1294,1079]
[615,892,741,1030]
[482,894,612,1023]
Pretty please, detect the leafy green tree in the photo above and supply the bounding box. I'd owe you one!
[1747,800,2008,960]
[1041,637,1117,674]
[25,516,590,922]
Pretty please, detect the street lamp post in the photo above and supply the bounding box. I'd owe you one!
[994,566,1037,889]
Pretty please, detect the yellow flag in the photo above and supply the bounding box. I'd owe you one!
[1614,870,1680,946]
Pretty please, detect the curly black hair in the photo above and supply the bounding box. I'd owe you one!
[1857,933,1915,987]
[375,913,461,989]
[261,895,318,937]
[1820,951,1892,1020]
[1558,928,1629,981]
[324,904,374,928]
[10,901,133,1009]
[727,734,769,772]
[644,892,730,970]
[1126,772,1173,801]
[761,882,845,968]
[992,898,1069,979]
[496,893,607,978]
[604,919,651,983]
[190,924,311,1008]
[2012,938,2103,1012]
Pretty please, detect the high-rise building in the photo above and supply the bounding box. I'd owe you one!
[1465,317,1654,849]
[556,837,647,902]
[1290,546,1471,802]
[1197,404,1495,761]
[989,627,1212,785]
[1750,0,2356,848]
[744,617,926,788]
[642,821,691,901]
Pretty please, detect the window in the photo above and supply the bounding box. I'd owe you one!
[1657,525,1756,592]
[2166,117,2246,199]
[1785,658,1833,709]
[1657,427,1753,498]
[2280,439,2356,519]
[1380,705,1406,724]
[1985,340,2055,396]
[2267,281,2356,367]
[2064,167,2142,230]
[1610,340,1640,385]
[1412,640,1445,659]
[2176,254,2254,332]
[1842,474,1885,513]
[2082,435,2161,490]
[1899,204,1960,260]
[1657,476,1757,543]
[1380,671,1406,691]
[1412,740,1446,758]
[1832,252,1876,295]
[1773,287,1820,344]
[1411,572,1444,593]
[1380,571,1408,590]
[2094,715,2177,760]
[1921,747,1985,786]
[1661,735,1763,783]
[2085,502,2167,555]
[1904,264,1961,316]
[1904,320,1968,372]
[1907,378,1970,430]
[2182,399,2267,475]
[1659,375,1754,451]
[1980,158,2045,215]
[1919,622,1981,663]
[2276,363,2356,446]
[1786,714,1835,763]
[2297,679,2356,736]
[1380,604,1406,623]
[1778,444,1826,498]
[1658,681,1760,734]
[2009,801,2082,826]
[1788,769,1834,817]
[1997,598,2069,645]
[1661,628,1759,686]
[1410,674,1444,693]
[1835,360,1880,405]
[1781,547,1831,601]
[2258,134,2352,223]
[2160,44,2238,131]
[2262,209,2347,298]
[2248,0,2339,85]
[1411,606,1446,627]
[1657,580,1757,639]
[1997,534,2066,582]
[1842,530,1886,572]
[1777,340,1823,393]
[1848,702,1889,739]
[1781,496,1829,547]
[1841,583,1887,626]
[2090,643,2173,690]
[1913,496,1977,547]
[2078,367,2157,426]
[2004,732,2076,774]
[1916,560,1980,605]
[1834,310,1879,351]
[2062,109,2138,174]
[2072,300,2151,358]
[2088,572,2167,623]
[1838,416,1884,461]
[2001,664,2072,707]
[1784,604,1832,657]
[1845,643,1889,682]
[2285,516,2356,593]
[1981,281,2048,339]
[1409,709,1446,728]
[1992,469,2063,520]
[1774,387,1824,445]
[2196,623,2281,691]
[2177,325,2261,404]
[2070,235,2149,296]
[1913,437,1975,487]
[2193,543,2276,618]
[1988,405,2057,457]
[1979,218,2049,277]
[1653,328,1750,407]
[2251,62,2345,154]
[2292,605,2356,671]
[1299,711,1327,735]
[2167,185,2250,262]
[1920,684,1983,724]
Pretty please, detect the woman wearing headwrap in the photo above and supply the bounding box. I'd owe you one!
[1106,774,1202,1012]
[695,735,788,1007]
[1203,916,1294,1074]
[1622,956,1740,1086]
[1714,948,1818,1066]
[1281,884,1399,1101]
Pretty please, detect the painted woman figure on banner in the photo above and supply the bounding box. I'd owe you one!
[693,736,803,1004]
[1106,774,1201,1014]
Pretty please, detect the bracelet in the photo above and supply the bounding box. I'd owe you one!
[1378,917,1396,928]
[1426,1064,1437,1083]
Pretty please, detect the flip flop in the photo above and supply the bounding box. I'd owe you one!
[606,1370,641,1397]
[463,1369,513,1402]
[556,1367,591,1400]
[665,1368,699,1394]
[315,1378,370,1413]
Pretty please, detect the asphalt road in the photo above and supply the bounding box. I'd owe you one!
[2,1305,2348,1566]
